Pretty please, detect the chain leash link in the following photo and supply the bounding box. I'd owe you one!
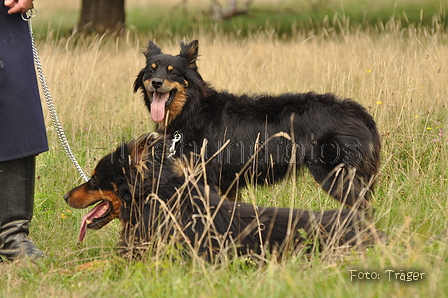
[167,131,181,160]
[24,10,89,182]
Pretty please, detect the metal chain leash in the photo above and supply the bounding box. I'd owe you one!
[167,131,181,160]
[23,9,89,182]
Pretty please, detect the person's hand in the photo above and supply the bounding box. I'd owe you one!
[4,0,34,14]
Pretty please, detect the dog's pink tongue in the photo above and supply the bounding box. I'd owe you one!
[78,201,109,242]
[151,92,169,122]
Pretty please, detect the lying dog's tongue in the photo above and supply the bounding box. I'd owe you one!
[151,92,169,122]
[78,201,109,242]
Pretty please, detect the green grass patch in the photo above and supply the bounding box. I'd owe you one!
[2,3,448,296]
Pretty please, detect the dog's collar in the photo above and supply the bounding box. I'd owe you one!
[167,131,181,160]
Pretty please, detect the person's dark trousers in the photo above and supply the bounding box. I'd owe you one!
[0,155,44,262]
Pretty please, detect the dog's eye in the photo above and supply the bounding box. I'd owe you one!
[148,68,155,74]
[168,69,176,76]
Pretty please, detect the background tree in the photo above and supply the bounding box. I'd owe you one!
[76,0,125,34]
[75,0,258,34]
[210,0,254,20]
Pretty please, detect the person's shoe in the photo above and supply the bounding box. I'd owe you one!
[0,220,44,262]
[0,156,44,262]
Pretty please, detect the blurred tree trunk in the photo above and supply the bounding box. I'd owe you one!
[211,0,254,20]
[77,0,125,34]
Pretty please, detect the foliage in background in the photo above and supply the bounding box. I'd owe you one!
[32,0,447,39]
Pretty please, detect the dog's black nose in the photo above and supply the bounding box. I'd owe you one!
[151,78,163,89]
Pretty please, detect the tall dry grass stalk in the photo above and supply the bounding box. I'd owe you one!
[0,11,445,298]
[37,27,447,133]
[36,26,447,202]
[114,133,383,265]
[34,24,446,259]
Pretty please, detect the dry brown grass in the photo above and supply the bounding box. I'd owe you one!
[36,26,447,169]
[2,8,445,296]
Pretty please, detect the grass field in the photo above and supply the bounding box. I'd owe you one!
[1,1,448,297]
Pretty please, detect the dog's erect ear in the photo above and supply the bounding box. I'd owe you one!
[179,40,199,68]
[144,40,162,58]
[129,133,160,164]
[133,69,145,93]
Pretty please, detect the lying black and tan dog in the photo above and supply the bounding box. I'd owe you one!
[133,40,381,213]
[64,133,381,261]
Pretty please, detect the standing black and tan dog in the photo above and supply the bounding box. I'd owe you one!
[64,133,380,260]
[133,40,381,212]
